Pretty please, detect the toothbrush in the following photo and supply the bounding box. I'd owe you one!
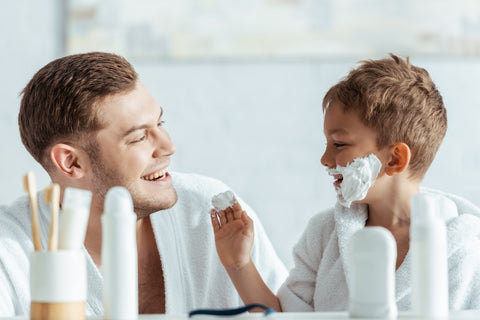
[23,171,42,251]
[44,183,60,251]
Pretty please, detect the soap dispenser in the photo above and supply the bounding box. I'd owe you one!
[410,193,448,318]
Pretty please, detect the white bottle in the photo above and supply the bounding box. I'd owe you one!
[102,187,138,319]
[347,227,398,318]
[410,193,449,318]
[59,187,92,250]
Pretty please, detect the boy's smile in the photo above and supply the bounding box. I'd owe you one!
[333,174,343,189]
[321,100,386,205]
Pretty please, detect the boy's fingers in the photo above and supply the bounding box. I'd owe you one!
[225,207,234,222]
[218,210,227,226]
[233,207,242,220]
[210,210,220,231]
[241,210,253,227]
[232,200,242,218]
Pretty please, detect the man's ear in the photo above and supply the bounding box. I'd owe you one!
[385,142,411,176]
[49,144,87,179]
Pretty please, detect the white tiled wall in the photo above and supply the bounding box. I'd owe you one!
[2,2,479,268]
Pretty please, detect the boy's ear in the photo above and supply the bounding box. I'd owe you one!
[49,144,87,179]
[385,142,411,176]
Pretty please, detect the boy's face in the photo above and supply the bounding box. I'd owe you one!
[87,81,177,218]
[321,100,389,198]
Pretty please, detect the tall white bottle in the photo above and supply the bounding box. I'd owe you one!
[410,193,448,318]
[102,187,138,319]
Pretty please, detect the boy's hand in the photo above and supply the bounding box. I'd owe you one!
[210,200,254,271]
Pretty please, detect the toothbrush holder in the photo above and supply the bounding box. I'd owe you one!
[30,250,87,320]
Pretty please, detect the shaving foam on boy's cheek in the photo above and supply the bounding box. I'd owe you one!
[327,154,382,208]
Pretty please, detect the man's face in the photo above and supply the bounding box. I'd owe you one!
[88,81,177,218]
[321,100,389,201]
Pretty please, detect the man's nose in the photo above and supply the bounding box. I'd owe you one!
[152,127,176,158]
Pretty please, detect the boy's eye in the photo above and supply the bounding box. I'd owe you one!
[157,120,165,127]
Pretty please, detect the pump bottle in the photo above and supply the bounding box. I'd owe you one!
[59,187,92,250]
[410,193,448,318]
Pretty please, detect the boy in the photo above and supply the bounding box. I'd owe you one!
[211,54,480,311]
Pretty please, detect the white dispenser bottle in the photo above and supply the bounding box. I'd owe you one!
[102,187,138,319]
[348,226,397,318]
[410,193,449,318]
[59,187,92,250]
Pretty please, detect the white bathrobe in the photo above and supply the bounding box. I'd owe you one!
[0,172,288,316]
[277,188,480,311]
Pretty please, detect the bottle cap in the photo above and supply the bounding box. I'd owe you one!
[103,187,134,216]
[63,187,92,210]
[411,194,439,226]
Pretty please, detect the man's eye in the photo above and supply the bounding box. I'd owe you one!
[334,143,346,148]
[132,136,146,143]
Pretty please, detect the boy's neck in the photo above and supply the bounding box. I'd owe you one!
[365,176,419,270]
[366,177,419,230]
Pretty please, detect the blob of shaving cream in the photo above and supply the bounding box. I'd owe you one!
[327,153,382,208]
[211,190,236,211]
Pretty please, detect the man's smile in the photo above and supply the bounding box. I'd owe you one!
[141,168,168,181]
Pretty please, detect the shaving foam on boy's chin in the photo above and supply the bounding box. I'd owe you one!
[327,153,382,208]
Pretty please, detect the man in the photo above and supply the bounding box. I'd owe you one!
[0,52,287,316]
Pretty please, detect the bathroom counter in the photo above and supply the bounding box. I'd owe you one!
[3,311,480,320]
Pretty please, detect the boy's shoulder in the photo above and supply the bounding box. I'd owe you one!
[421,187,480,254]
[309,207,336,225]
[301,207,337,240]
[420,187,480,218]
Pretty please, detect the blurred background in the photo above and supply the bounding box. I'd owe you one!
[1,0,480,268]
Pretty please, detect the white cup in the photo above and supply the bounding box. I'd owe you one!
[30,250,87,320]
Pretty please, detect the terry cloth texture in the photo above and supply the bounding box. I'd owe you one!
[0,172,288,316]
[277,188,480,312]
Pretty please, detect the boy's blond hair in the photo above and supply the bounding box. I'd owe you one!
[323,54,447,179]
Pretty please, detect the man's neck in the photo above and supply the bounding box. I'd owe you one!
[83,198,104,270]
[83,202,166,313]
[83,200,158,269]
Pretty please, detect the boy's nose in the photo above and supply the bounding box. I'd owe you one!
[320,149,334,168]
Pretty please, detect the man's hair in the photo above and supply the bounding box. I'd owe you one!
[19,52,138,170]
[323,54,447,179]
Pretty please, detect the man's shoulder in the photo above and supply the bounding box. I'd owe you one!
[0,195,34,317]
[0,194,32,233]
[162,172,232,216]
[171,172,230,197]
[0,194,33,269]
